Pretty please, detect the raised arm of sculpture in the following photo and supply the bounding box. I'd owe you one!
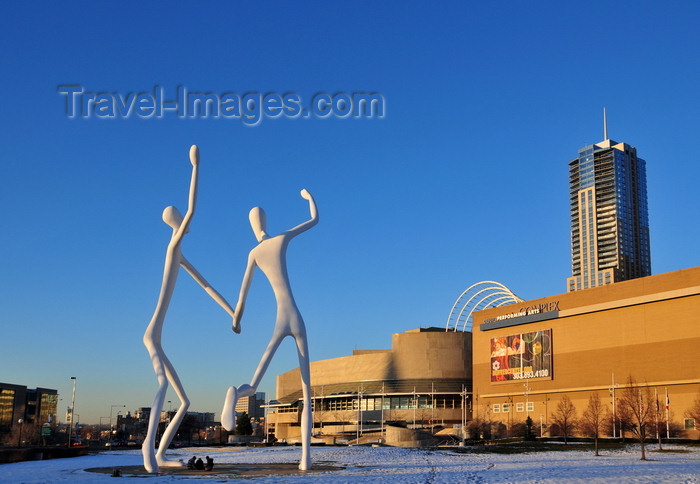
[232,253,256,333]
[174,145,200,241]
[284,189,319,238]
[180,256,235,318]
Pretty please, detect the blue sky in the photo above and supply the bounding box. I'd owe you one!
[1,1,698,425]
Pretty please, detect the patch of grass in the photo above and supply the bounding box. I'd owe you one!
[445,440,633,455]
[438,438,700,455]
[650,449,692,454]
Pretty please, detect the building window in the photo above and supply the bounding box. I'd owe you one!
[527,402,534,412]
[516,403,524,412]
[685,418,696,430]
[502,403,510,413]
[493,404,500,414]
[0,389,15,427]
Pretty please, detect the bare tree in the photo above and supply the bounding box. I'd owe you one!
[581,393,606,456]
[313,399,329,435]
[416,407,432,430]
[235,412,253,436]
[619,376,653,460]
[684,389,700,431]
[466,416,488,440]
[483,403,493,439]
[551,395,577,444]
[178,413,201,444]
[2,421,40,446]
[333,410,347,434]
[616,398,634,442]
[466,404,493,440]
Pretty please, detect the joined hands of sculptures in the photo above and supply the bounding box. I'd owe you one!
[142,145,235,474]
[222,188,318,471]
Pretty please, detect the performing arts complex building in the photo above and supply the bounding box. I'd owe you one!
[267,267,699,443]
[265,120,699,443]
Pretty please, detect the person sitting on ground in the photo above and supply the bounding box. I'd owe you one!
[205,456,214,471]
[195,457,204,470]
[187,456,196,469]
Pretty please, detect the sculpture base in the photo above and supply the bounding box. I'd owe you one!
[86,463,343,478]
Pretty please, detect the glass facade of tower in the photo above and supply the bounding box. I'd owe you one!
[567,139,651,292]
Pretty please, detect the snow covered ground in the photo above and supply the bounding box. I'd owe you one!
[1,444,699,483]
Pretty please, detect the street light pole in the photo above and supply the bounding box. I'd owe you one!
[381,383,385,442]
[609,373,617,439]
[359,386,363,438]
[460,385,468,440]
[413,391,421,429]
[17,419,24,447]
[431,382,435,430]
[413,389,416,429]
[67,377,76,447]
[523,382,530,416]
[460,387,464,440]
[355,387,360,442]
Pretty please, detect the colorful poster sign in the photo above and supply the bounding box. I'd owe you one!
[490,329,552,382]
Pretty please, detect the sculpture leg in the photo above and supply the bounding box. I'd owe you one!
[222,332,284,431]
[295,333,312,471]
[249,330,286,391]
[155,355,189,467]
[142,345,168,474]
[221,386,238,431]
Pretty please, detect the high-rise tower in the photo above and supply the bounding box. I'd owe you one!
[567,110,651,292]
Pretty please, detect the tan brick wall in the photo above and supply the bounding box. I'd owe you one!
[276,330,471,399]
[391,330,472,380]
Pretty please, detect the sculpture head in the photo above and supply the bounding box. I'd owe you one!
[162,206,187,232]
[249,207,268,242]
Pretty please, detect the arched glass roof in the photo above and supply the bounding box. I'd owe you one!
[445,281,523,332]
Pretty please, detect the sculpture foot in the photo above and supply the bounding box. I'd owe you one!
[222,386,238,431]
[157,457,185,468]
[299,458,311,471]
[143,449,158,474]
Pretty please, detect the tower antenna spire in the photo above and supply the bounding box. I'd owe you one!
[604,107,608,140]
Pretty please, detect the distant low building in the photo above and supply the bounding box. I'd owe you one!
[0,382,58,440]
[236,392,266,421]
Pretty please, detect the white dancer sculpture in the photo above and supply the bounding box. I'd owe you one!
[142,145,235,474]
[222,189,318,471]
